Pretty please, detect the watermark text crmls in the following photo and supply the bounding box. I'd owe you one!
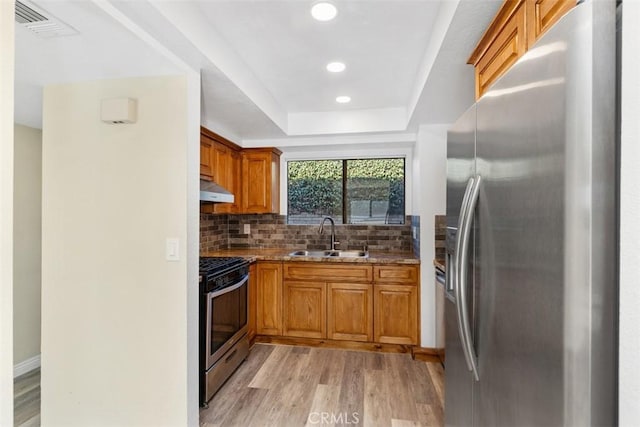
[307,411,361,425]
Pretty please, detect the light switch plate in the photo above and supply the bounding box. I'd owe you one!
[166,238,179,261]
[243,224,251,234]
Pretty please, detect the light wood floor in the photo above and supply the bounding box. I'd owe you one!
[200,344,445,427]
[13,345,444,427]
[14,368,40,427]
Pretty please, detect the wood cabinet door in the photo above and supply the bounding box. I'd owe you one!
[248,262,257,342]
[526,0,575,47]
[200,138,213,178]
[327,283,373,342]
[374,284,418,345]
[212,142,229,188]
[242,151,271,213]
[214,148,241,214]
[241,148,280,214]
[230,150,242,213]
[256,262,283,336]
[283,281,326,339]
[475,3,526,98]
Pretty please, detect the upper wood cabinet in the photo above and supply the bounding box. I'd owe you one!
[241,148,282,214]
[214,148,242,214]
[526,0,575,47]
[200,138,214,179]
[200,127,243,214]
[200,127,282,214]
[473,2,526,100]
[468,0,575,99]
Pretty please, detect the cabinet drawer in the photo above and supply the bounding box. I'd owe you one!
[283,263,373,282]
[373,265,419,284]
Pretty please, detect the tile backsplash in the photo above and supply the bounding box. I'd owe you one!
[410,215,420,258]
[435,214,446,261]
[200,214,229,252]
[200,213,414,253]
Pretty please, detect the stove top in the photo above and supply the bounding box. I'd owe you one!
[199,257,246,275]
[199,256,249,293]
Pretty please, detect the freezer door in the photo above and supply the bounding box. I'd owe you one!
[444,104,476,426]
[444,294,473,427]
[446,104,476,233]
[473,2,616,426]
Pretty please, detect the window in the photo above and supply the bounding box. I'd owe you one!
[287,158,405,225]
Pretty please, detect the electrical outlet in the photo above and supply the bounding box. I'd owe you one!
[243,224,251,234]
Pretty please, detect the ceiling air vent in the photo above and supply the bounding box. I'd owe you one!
[15,0,78,38]
[15,0,47,24]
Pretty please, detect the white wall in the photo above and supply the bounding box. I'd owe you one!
[0,2,15,425]
[13,124,42,370]
[41,75,194,426]
[619,1,640,424]
[413,124,448,347]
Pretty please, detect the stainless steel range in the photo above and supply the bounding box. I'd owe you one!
[199,256,250,406]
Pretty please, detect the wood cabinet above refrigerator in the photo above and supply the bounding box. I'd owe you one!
[468,0,576,99]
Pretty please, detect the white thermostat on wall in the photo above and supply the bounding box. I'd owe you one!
[100,97,137,124]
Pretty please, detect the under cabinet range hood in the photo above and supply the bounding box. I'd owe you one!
[200,179,234,203]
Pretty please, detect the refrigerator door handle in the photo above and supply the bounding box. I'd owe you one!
[459,174,482,381]
[454,176,475,372]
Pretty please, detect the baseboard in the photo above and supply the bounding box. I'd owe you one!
[13,354,41,378]
[255,335,414,354]
[411,346,442,363]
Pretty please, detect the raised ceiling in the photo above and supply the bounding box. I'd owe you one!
[15,0,501,141]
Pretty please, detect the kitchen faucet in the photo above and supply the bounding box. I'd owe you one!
[318,216,339,251]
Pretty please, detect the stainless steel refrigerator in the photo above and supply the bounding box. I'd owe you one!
[444,1,617,426]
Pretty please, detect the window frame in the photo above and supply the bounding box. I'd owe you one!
[281,145,413,224]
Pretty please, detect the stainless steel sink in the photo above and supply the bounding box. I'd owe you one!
[288,250,369,258]
[327,250,369,258]
[288,250,333,257]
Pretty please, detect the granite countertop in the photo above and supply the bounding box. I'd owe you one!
[201,248,420,265]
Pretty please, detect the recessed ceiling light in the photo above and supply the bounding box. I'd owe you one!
[326,62,346,73]
[311,2,337,21]
[336,96,351,104]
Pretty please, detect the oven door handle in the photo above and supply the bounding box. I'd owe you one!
[209,275,249,299]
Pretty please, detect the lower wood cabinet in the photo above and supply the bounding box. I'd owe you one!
[253,261,419,347]
[256,262,282,336]
[374,284,419,345]
[327,283,373,342]
[247,262,257,342]
[283,281,326,339]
